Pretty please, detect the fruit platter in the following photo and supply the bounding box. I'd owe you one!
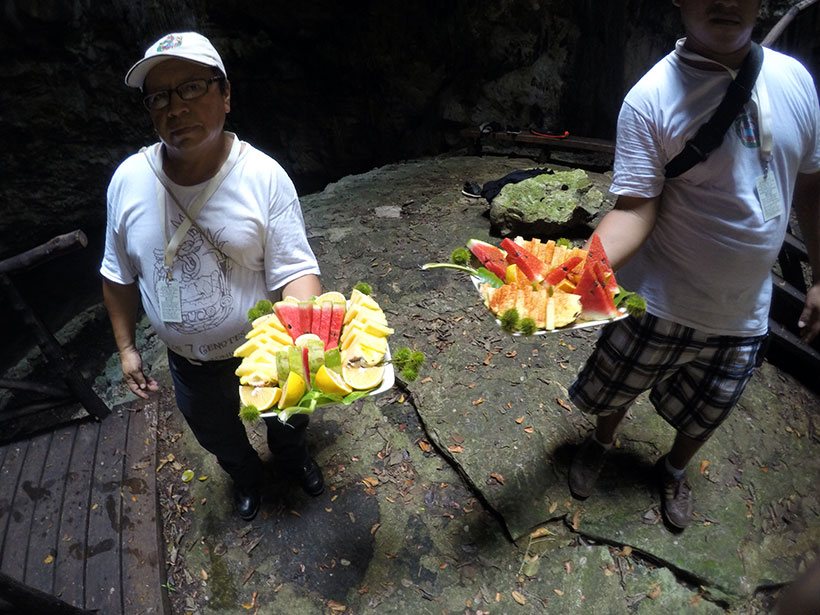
[423,234,645,335]
[234,288,395,423]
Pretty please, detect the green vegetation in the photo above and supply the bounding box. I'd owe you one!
[518,317,537,335]
[239,404,261,423]
[393,346,426,381]
[247,299,274,322]
[500,308,520,333]
[450,247,471,266]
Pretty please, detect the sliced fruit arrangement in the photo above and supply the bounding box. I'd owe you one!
[235,287,394,422]
[423,234,646,334]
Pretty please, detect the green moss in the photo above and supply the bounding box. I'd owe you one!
[500,308,520,333]
[518,317,537,335]
[492,169,603,223]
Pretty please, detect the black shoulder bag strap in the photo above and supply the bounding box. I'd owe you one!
[664,42,764,179]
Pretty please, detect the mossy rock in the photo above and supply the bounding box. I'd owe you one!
[489,169,604,237]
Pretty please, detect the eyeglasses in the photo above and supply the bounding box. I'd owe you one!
[142,76,224,111]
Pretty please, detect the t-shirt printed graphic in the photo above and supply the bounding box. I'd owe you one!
[734,106,760,149]
[101,137,322,361]
[153,213,234,334]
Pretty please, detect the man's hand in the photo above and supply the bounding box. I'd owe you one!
[119,346,159,399]
[798,282,820,344]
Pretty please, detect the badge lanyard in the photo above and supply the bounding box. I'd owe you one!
[141,133,242,280]
[141,134,242,322]
[675,40,779,220]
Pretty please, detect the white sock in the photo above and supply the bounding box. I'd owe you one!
[664,456,686,479]
[591,432,613,449]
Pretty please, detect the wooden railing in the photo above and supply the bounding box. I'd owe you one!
[0,230,110,422]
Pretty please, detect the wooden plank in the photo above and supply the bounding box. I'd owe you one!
[771,271,806,326]
[121,403,170,614]
[782,231,807,257]
[767,319,820,394]
[0,431,51,581]
[53,419,99,609]
[0,439,30,573]
[23,423,77,595]
[83,412,128,614]
[777,229,808,294]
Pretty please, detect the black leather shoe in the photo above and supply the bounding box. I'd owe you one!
[296,458,324,496]
[233,486,261,521]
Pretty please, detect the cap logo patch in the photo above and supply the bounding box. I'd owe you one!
[156,34,183,52]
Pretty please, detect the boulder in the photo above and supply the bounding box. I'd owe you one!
[488,168,605,237]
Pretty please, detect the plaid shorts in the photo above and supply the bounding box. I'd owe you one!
[568,313,767,441]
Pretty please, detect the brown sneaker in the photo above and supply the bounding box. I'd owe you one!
[657,459,693,529]
[568,435,609,499]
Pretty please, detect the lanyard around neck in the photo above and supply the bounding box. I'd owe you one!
[674,38,772,167]
[142,134,242,271]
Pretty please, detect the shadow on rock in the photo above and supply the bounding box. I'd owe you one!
[551,440,658,497]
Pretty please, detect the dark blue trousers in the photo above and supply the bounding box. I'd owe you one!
[167,349,310,491]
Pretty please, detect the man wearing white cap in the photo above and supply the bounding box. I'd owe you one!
[100,32,325,521]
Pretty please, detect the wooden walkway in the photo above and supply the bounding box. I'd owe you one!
[0,403,170,614]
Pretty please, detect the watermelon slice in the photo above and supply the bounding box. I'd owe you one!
[327,302,346,350]
[298,301,314,339]
[302,346,312,388]
[311,303,323,342]
[574,267,619,320]
[274,300,308,342]
[587,234,618,293]
[545,255,584,286]
[467,239,508,279]
[499,238,548,282]
[317,301,333,348]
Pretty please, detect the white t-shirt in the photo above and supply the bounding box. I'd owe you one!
[101,134,320,360]
[611,43,820,337]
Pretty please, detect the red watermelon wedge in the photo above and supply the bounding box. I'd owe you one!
[311,303,323,341]
[327,302,346,350]
[274,300,307,342]
[467,239,508,279]
[298,301,314,338]
[302,346,312,388]
[499,238,548,282]
[587,234,618,293]
[575,267,619,320]
[545,255,584,286]
[316,301,333,348]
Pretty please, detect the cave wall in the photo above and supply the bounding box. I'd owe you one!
[0,0,815,261]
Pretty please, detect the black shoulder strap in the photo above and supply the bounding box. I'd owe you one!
[664,42,764,179]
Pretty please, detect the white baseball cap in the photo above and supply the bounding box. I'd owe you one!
[125,32,227,89]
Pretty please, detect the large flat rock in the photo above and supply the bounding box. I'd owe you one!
[302,155,820,603]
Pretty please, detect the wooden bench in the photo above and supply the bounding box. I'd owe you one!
[460,127,615,157]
